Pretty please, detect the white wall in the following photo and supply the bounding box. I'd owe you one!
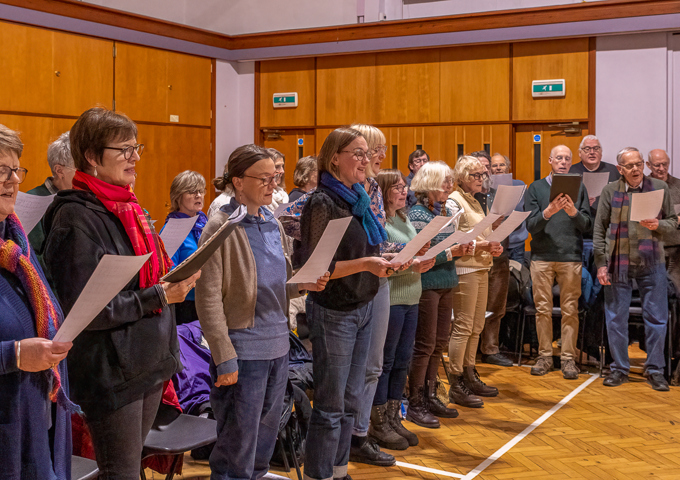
[595,33,671,173]
[215,61,255,185]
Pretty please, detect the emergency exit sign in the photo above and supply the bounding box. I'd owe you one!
[532,79,565,98]
[273,92,298,108]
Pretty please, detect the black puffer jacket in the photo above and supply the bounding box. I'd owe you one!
[42,190,181,418]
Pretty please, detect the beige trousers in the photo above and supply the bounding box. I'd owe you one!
[529,260,582,360]
[450,269,489,375]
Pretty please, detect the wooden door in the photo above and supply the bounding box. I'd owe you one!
[260,58,315,128]
[263,130,315,193]
[514,123,589,187]
[166,51,212,126]
[115,43,168,123]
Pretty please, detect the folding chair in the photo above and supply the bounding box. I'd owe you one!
[71,455,99,480]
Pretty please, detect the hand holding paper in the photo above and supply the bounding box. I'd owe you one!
[485,211,531,243]
[389,215,455,265]
[629,190,664,222]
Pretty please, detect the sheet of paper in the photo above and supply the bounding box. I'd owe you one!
[389,215,456,265]
[582,172,610,198]
[13,191,55,233]
[273,202,292,219]
[418,213,501,261]
[54,253,152,342]
[159,216,199,258]
[490,184,526,217]
[490,174,513,190]
[288,216,352,284]
[629,189,664,222]
[674,204,680,215]
[485,211,531,243]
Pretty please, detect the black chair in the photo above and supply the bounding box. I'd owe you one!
[140,403,218,480]
[72,455,99,480]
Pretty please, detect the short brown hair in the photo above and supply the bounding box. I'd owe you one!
[0,124,23,159]
[377,169,408,221]
[70,107,137,171]
[223,144,272,185]
[318,127,363,178]
[170,170,206,211]
[293,155,317,188]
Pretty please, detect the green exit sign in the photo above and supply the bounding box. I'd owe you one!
[532,79,565,98]
[273,92,298,108]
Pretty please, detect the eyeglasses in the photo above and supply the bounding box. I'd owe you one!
[650,162,670,169]
[242,172,283,186]
[340,149,369,161]
[391,184,408,193]
[0,166,28,184]
[619,162,644,172]
[186,189,205,196]
[369,145,387,156]
[551,155,571,163]
[468,172,489,181]
[103,144,145,160]
[580,146,602,153]
[411,157,428,166]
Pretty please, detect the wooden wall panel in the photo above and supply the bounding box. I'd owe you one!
[375,50,440,124]
[167,51,212,126]
[440,44,510,122]
[316,54,377,126]
[490,124,512,159]
[115,43,168,123]
[512,38,590,121]
[260,58,315,128]
[263,130,316,191]
[53,32,113,115]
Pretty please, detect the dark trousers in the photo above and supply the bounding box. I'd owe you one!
[481,256,510,355]
[209,355,288,480]
[665,245,680,296]
[86,383,163,480]
[409,288,453,392]
[374,304,419,405]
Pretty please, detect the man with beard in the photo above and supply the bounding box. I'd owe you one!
[594,147,677,391]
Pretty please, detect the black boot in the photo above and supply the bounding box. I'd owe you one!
[463,366,499,397]
[368,404,409,450]
[426,379,459,418]
[405,386,440,428]
[448,374,484,408]
[349,434,395,466]
[386,399,418,447]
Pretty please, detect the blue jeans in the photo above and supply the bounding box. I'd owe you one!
[604,265,668,375]
[507,244,526,267]
[209,355,288,480]
[374,304,419,405]
[304,299,373,480]
[353,278,390,436]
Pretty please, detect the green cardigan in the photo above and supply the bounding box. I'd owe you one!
[385,214,422,306]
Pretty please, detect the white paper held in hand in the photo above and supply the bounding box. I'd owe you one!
[490,174,513,190]
[159,216,199,257]
[490,184,526,217]
[13,191,56,233]
[273,203,292,219]
[389,214,457,265]
[417,213,500,261]
[288,216,352,284]
[54,253,152,342]
[629,189,664,222]
[582,172,610,198]
[485,210,531,243]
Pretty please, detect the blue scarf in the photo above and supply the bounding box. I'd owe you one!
[165,210,208,243]
[320,172,387,246]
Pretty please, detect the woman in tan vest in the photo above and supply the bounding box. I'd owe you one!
[447,156,503,408]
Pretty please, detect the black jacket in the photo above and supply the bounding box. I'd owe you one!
[42,190,181,418]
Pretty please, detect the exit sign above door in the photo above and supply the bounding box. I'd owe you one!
[273,92,298,108]
[531,79,565,98]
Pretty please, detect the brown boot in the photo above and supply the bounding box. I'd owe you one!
[463,366,499,397]
[426,379,459,418]
[387,399,418,447]
[448,374,484,408]
[368,404,409,450]
[406,386,440,428]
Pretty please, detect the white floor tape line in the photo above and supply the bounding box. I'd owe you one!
[395,461,465,478]
[461,373,599,480]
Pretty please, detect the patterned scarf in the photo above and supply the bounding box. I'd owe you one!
[0,213,77,411]
[607,176,661,282]
[420,196,447,217]
[73,171,171,287]
[164,210,208,244]
[320,171,387,246]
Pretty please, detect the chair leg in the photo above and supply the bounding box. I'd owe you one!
[164,454,181,480]
[440,353,452,385]
[277,435,291,473]
[579,311,586,369]
[140,466,147,480]
[286,426,303,480]
[517,312,527,367]
[599,314,606,377]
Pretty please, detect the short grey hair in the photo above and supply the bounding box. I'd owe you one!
[579,135,601,151]
[47,132,74,174]
[491,153,510,172]
[410,161,453,193]
[616,147,642,165]
[170,170,206,211]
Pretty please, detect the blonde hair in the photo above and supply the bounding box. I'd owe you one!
[453,155,484,187]
[351,124,386,178]
[170,170,206,212]
[411,161,452,193]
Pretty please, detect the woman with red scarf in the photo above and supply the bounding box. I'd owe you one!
[42,107,200,479]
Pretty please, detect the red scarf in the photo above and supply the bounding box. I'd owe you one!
[72,171,171,287]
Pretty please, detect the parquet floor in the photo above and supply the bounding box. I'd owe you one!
[144,346,680,480]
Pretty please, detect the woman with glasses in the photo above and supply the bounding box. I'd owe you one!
[0,124,74,479]
[42,107,200,479]
[407,161,472,428]
[447,156,504,409]
[161,170,208,325]
[196,144,328,480]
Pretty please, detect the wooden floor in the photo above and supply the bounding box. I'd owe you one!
[144,346,680,480]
